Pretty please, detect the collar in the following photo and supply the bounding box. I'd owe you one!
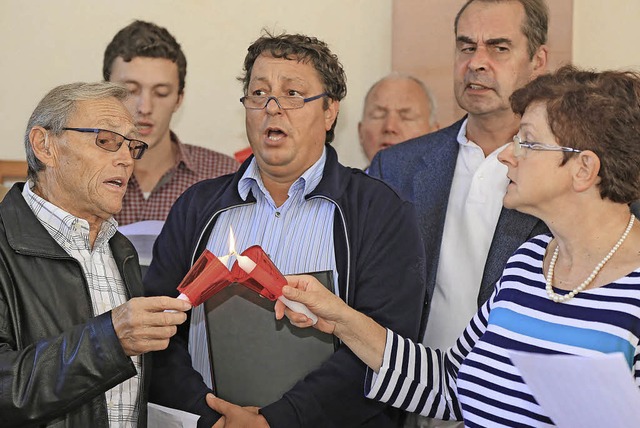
[1,183,138,267]
[237,147,327,201]
[171,131,197,173]
[22,180,117,250]
[456,118,509,156]
[456,117,472,146]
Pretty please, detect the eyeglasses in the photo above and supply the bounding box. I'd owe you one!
[240,93,328,110]
[62,127,149,160]
[512,135,582,158]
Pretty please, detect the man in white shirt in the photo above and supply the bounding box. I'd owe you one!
[369,3,551,425]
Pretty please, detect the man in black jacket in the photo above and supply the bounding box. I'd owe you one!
[0,82,191,427]
[145,32,427,427]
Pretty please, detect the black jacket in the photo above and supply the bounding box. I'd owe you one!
[0,184,148,427]
[146,145,428,427]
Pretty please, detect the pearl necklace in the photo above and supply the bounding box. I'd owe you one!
[545,214,635,303]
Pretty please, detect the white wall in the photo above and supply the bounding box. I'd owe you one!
[0,0,392,169]
[4,1,637,171]
[573,1,640,70]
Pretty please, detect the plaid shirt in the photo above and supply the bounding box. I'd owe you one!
[23,182,141,427]
[115,132,238,226]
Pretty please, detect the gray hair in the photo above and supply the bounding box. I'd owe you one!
[24,82,129,182]
[363,72,438,128]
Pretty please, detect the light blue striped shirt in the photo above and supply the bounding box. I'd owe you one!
[189,148,337,387]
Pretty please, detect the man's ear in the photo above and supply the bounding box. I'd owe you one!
[324,99,339,132]
[572,150,601,193]
[29,126,56,167]
[531,45,549,77]
[174,91,185,113]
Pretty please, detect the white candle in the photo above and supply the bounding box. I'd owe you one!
[236,254,257,273]
[177,293,191,303]
[278,295,318,325]
[164,292,192,312]
[235,253,317,324]
[218,254,230,266]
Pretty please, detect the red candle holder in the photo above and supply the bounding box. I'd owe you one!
[176,246,287,306]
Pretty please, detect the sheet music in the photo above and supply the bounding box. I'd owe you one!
[509,351,640,427]
[118,220,164,266]
[148,402,199,427]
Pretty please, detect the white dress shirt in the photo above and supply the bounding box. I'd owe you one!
[423,119,509,350]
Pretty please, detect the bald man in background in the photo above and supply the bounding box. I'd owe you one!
[358,73,438,164]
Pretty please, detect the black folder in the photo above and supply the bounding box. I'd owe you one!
[204,271,337,407]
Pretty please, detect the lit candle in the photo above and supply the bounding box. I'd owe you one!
[232,228,318,324]
[235,252,317,324]
[228,226,238,255]
[218,254,230,266]
[236,253,257,273]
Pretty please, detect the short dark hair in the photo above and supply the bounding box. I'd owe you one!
[239,30,347,144]
[510,65,640,204]
[454,0,548,59]
[103,20,187,93]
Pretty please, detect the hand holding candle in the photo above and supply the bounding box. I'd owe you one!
[174,226,317,324]
[236,251,318,325]
[175,249,234,306]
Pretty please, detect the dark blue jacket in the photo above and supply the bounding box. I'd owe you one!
[145,145,427,428]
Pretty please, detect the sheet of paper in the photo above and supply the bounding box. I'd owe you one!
[148,402,199,428]
[509,351,640,428]
[118,220,165,266]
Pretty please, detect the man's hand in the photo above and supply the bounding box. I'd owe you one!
[207,394,268,428]
[111,296,191,356]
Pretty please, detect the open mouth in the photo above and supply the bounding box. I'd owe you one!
[467,83,491,90]
[104,178,126,189]
[266,127,287,141]
[136,122,153,135]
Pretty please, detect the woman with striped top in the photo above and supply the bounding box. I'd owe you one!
[276,65,640,427]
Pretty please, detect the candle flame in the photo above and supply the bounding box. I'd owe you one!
[228,226,237,255]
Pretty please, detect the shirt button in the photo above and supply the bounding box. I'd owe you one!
[275,211,281,218]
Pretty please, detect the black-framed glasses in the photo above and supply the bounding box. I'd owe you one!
[512,135,582,158]
[62,127,149,160]
[240,93,328,110]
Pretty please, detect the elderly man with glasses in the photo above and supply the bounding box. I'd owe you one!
[0,82,192,427]
[145,31,427,428]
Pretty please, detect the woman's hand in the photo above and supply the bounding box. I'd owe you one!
[276,274,387,372]
[275,274,349,335]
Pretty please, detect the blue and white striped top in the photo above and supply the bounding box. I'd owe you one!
[365,234,640,427]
